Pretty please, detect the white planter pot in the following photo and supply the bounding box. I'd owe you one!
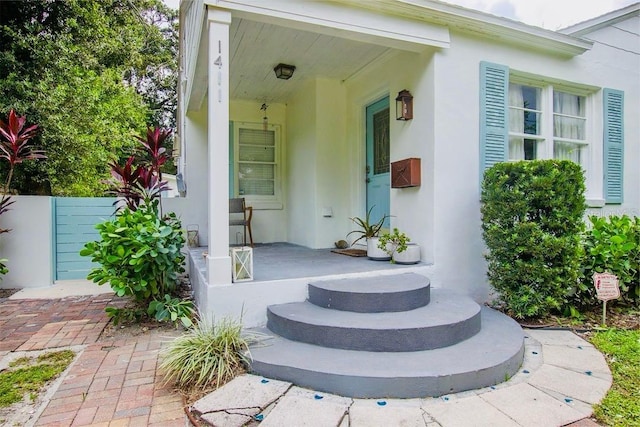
[367,237,391,261]
[392,244,421,265]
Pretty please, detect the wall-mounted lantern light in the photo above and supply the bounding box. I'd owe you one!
[395,89,413,121]
[274,63,296,80]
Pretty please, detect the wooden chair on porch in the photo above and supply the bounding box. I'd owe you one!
[229,198,254,247]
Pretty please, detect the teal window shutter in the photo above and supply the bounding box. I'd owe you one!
[229,121,234,198]
[603,88,624,204]
[479,61,509,180]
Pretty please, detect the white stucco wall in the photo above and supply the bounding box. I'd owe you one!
[182,107,210,245]
[0,196,53,288]
[313,78,350,248]
[287,79,319,248]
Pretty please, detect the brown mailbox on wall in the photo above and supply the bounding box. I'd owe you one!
[391,158,421,188]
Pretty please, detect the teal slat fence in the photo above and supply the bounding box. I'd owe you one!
[53,197,117,280]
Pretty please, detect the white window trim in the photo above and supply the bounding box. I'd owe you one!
[233,121,283,210]
[508,77,603,207]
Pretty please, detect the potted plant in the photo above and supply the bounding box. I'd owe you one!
[378,228,420,264]
[347,206,391,260]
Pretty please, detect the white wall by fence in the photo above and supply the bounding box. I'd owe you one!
[0,195,195,289]
[0,196,53,288]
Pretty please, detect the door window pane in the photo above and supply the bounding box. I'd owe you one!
[373,108,390,174]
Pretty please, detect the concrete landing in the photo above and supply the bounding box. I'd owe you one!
[194,330,612,426]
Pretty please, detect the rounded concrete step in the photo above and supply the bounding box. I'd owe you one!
[250,307,524,398]
[267,289,481,352]
[308,273,430,313]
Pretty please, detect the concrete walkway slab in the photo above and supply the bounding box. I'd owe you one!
[349,398,427,427]
[525,330,594,348]
[528,364,612,404]
[423,394,516,427]
[480,383,585,427]
[191,374,291,417]
[9,280,111,300]
[542,345,611,379]
[260,391,351,427]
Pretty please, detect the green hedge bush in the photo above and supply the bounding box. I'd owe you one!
[481,160,586,319]
[80,200,192,326]
[575,214,639,308]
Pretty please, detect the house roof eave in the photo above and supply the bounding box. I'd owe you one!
[340,0,594,56]
[559,2,640,37]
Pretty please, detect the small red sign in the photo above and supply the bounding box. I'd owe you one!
[593,272,621,301]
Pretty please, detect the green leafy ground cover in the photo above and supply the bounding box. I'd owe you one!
[0,350,75,408]
[590,329,640,427]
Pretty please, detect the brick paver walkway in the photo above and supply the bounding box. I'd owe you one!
[0,295,187,427]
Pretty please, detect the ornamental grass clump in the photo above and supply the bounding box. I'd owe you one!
[160,317,257,391]
[481,160,586,319]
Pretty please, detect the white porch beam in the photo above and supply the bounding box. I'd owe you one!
[207,7,232,286]
[212,0,450,52]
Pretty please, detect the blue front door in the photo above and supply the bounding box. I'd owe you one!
[366,96,390,228]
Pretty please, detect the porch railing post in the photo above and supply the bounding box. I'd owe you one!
[206,7,232,286]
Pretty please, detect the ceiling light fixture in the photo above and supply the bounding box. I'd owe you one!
[274,63,296,80]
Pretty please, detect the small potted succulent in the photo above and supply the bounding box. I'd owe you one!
[347,206,391,260]
[378,228,420,264]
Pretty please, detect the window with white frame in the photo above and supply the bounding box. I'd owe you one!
[234,122,280,201]
[480,61,624,205]
[508,83,588,166]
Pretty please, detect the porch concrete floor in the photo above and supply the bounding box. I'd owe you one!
[191,242,424,282]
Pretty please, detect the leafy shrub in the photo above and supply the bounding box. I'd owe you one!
[160,317,259,390]
[574,215,639,307]
[481,160,586,319]
[80,200,191,326]
[148,294,195,328]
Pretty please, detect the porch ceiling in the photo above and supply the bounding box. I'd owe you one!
[229,18,391,104]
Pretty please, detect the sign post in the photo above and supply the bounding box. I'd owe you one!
[593,272,621,326]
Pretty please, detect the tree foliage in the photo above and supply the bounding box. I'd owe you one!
[0,0,178,196]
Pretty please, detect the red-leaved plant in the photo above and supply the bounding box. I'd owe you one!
[135,127,171,181]
[0,110,46,233]
[108,127,172,213]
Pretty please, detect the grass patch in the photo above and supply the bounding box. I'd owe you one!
[590,329,640,427]
[160,317,261,392]
[0,350,75,408]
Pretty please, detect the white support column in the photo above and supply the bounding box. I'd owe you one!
[207,7,232,285]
